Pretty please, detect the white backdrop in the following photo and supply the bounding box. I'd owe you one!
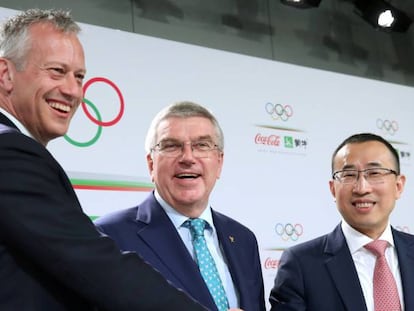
[1,7,413,309]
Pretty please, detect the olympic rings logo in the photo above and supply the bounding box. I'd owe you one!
[265,103,293,121]
[376,119,398,136]
[64,77,125,147]
[275,223,303,241]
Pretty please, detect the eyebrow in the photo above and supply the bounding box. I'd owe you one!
[42,62,86,75]
[196,135,214,141]
[340,162,383,170]
[161,135,214,142]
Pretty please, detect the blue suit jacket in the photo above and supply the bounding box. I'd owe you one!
[95,192,266,311]
[269,224,414,311]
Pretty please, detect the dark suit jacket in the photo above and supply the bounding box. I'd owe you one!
[95,192,266,311]
[269,224,414,311]
[0,113,206,311]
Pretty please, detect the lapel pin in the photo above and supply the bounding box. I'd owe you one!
[229,235,235,243]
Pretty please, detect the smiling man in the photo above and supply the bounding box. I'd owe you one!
[269,133,414,311]
[0,9,211,311]
[95,101,266,311]
[2,14,85,146]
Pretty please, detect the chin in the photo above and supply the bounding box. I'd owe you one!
[54,124,70,136]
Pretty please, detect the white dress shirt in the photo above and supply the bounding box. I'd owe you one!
[341,220,404,311]
[155,190,239,308]
[0,107,33,138]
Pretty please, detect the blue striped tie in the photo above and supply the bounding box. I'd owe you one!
[186,218,229,311]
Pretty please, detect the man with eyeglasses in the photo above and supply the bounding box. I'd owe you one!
[95,101,266,311]
[269,132,414,311]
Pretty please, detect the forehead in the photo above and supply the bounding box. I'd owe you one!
[334,141,395,169]
[157,116,215,138]
[27,23,85,68]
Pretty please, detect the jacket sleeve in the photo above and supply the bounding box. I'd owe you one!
[0,132,207,311]
[269,248,307,311]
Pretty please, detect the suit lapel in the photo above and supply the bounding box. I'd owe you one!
[393,228,414,310]
[324,225,368,311]
[0,113,20,131]
[135,195,216,309]
[213,211,250,309]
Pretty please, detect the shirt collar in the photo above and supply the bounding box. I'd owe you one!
[154,190,215,231]
[0,107,34,139]
[341,220,395,255]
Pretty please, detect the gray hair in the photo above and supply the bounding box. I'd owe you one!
[0,9,81,70]
[145,101,224,154]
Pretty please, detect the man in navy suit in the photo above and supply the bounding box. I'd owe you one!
[269,133,414,311]
[95,101,266,311]
[0,9,207,310]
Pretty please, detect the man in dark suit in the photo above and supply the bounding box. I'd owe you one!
[269,133,414,311]
[0,9,207,311]
[95,101,266,311]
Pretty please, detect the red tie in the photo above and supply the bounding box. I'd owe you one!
[364,240,401,311]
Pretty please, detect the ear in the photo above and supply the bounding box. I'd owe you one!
[216,151,224,179]
[329,180,336,198]
[395,174,406,200]
[146,153,155,182]
[0,58,14,92]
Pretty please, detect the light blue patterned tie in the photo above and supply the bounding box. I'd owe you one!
[186,218,229,311]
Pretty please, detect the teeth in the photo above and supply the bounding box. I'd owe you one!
[355,202,373,208]
[177,173,198,178]
[49,102,70,112]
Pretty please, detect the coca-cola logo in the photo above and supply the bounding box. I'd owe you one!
[255,134,281,146]
[264,257,280,269]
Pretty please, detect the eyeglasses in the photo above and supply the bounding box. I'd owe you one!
[332,167,398,185]
[151,139,219,158]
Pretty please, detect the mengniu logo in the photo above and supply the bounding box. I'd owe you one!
[275,223,303,241]
[64,77,124,147]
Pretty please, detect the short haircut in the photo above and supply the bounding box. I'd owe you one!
[145,101,224,154]
[0,9,80,70]
[331,132,400,174]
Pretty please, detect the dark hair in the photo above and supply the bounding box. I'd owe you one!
[331,133,400,174]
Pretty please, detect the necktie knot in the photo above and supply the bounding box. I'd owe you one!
[365,239,388,258]
[187,218,207,239]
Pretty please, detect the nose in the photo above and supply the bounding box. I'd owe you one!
[179,142,196,161]
[352,172,372,193]
[61,74,83,99]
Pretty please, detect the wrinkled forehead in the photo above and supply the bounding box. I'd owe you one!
[156,116,215,139]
